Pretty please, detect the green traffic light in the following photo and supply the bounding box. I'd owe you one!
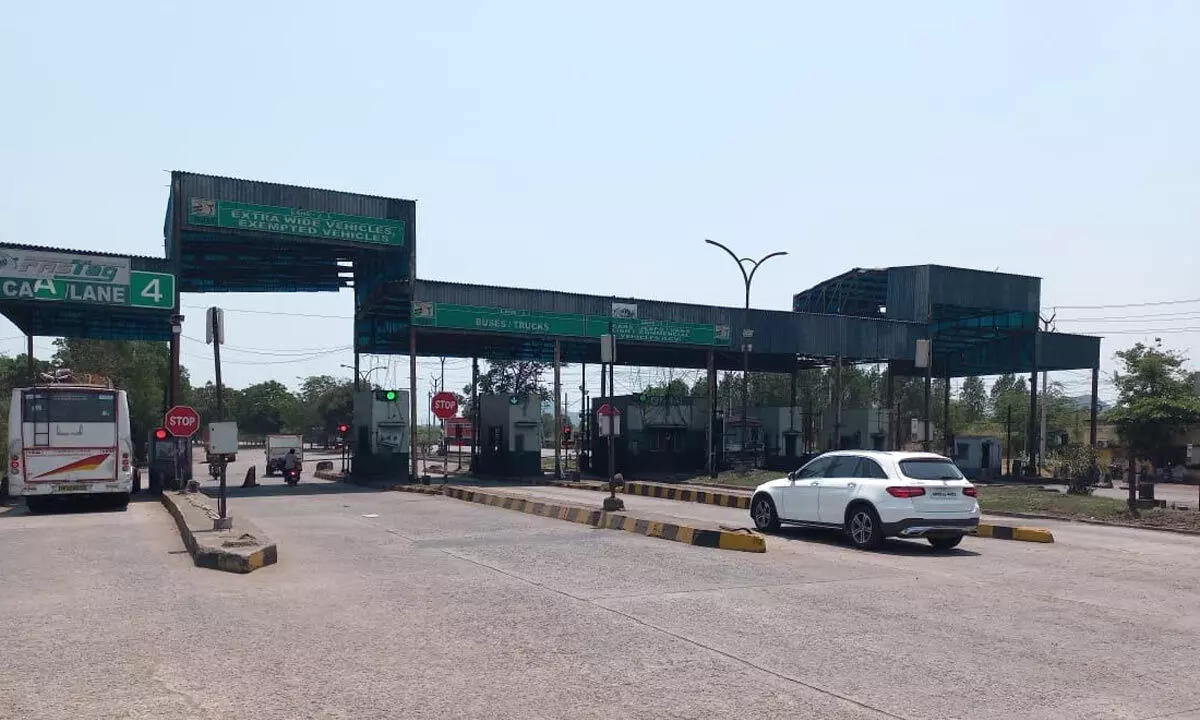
[385,390,397,401]
[509,395,521,405]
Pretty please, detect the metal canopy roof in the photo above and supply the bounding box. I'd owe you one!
[0,172,1098,381]
[0,242,178,341]
[166,172,415,354]
[408,279,926,372]
[795,264,1099,376]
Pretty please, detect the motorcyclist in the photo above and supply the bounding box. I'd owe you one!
[282,448,299,474]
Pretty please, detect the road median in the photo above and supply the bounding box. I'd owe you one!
[436,485,765,553]
[161,491,278,573]
[549,479,751,509]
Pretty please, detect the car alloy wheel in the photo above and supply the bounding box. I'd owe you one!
[751,497,779,531]
[847,507,882,550]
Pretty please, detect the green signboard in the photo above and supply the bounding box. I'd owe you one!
[412,302,730,347]
[187,197,406,247]
[0,250,175,310]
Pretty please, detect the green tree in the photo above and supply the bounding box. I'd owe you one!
[461,359,550,415]
[237,380,298,437]
[959,376,987,424]
[1108,343,1200,503]
[989,374,1030,456]
[51,339,182,447]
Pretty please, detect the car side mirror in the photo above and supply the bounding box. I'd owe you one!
[787,471,797,481]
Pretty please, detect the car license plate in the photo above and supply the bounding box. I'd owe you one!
[55,483,87,492]
[930,489,957,498]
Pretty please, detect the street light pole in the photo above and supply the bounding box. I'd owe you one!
[340,364,385,388]
[704,239,787,468]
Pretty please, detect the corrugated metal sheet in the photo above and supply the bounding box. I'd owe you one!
[416,279,924,363]
[737,309,924,362]
[885,266,931,322]
[927,265,1040,316]
[173,171,414,221]
[1039,332,1101,372]
[415,280,735,326]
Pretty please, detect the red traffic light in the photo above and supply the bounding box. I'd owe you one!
[337,423,350,434]
[153,428,169,441]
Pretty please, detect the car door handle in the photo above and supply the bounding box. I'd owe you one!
[810,481,820,486]
[846,482,856,488]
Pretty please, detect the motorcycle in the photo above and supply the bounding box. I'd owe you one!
[283,464,301,486]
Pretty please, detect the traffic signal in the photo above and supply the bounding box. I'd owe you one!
[337,423,350,434]
[562,425,572,444]
[509,395,521,406]
[634,392,649,403]
[375,390,399,402]
[153,428,168,441]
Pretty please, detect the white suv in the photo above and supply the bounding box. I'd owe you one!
[749,451,980,550]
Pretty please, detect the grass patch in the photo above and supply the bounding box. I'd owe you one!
[683,468,782,489]
[980,486,1200,532]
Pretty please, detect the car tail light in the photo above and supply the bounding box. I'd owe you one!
[962,486,978,497]
[886,486,926,498]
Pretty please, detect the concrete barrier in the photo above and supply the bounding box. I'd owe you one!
[438,486,765,553]
[161,492,278,573]
[549,479,751,509]
[974,523,1055,543]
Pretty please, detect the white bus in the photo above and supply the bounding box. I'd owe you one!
[7,376,135,512]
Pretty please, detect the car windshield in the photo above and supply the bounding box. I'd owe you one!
[899,458,965,480]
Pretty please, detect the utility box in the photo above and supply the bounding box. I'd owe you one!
[477,393,543,477]
[352,389,410,479]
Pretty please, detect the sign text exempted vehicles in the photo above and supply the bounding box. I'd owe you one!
[749,451,980,551]
[7,381,135,512]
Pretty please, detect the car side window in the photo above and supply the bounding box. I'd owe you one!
[856,458,888,479]
[797,456,833,479]
[824,455,862,478]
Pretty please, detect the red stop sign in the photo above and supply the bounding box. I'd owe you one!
[431,391,458,420]
[165,405,201,438]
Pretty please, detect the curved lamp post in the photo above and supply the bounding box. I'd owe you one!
[704,239,788,468]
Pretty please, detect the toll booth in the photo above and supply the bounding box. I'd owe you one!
[352,389,411,479]
[477,393,543,477]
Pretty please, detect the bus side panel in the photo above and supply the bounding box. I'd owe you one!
[8,389,23,496]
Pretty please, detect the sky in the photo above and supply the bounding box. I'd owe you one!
[2,0,1198,415]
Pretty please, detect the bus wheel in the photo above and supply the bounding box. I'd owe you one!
[26,497,51,514]
[113,493,130,510]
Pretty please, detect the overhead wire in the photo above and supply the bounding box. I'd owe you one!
[1049,297,1200,310]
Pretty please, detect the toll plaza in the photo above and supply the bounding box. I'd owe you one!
[0,171,1102,483]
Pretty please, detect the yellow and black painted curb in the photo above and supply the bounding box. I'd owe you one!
[391,483,445,496]
[439,486,766,553]
[974,523,1054,543]
[549,480,751,510]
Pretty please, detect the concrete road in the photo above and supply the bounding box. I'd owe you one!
[4,479,1200,719]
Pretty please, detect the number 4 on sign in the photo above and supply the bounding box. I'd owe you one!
[140,278,162,304]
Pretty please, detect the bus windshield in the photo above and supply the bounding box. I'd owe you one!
[22,391,117,424]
